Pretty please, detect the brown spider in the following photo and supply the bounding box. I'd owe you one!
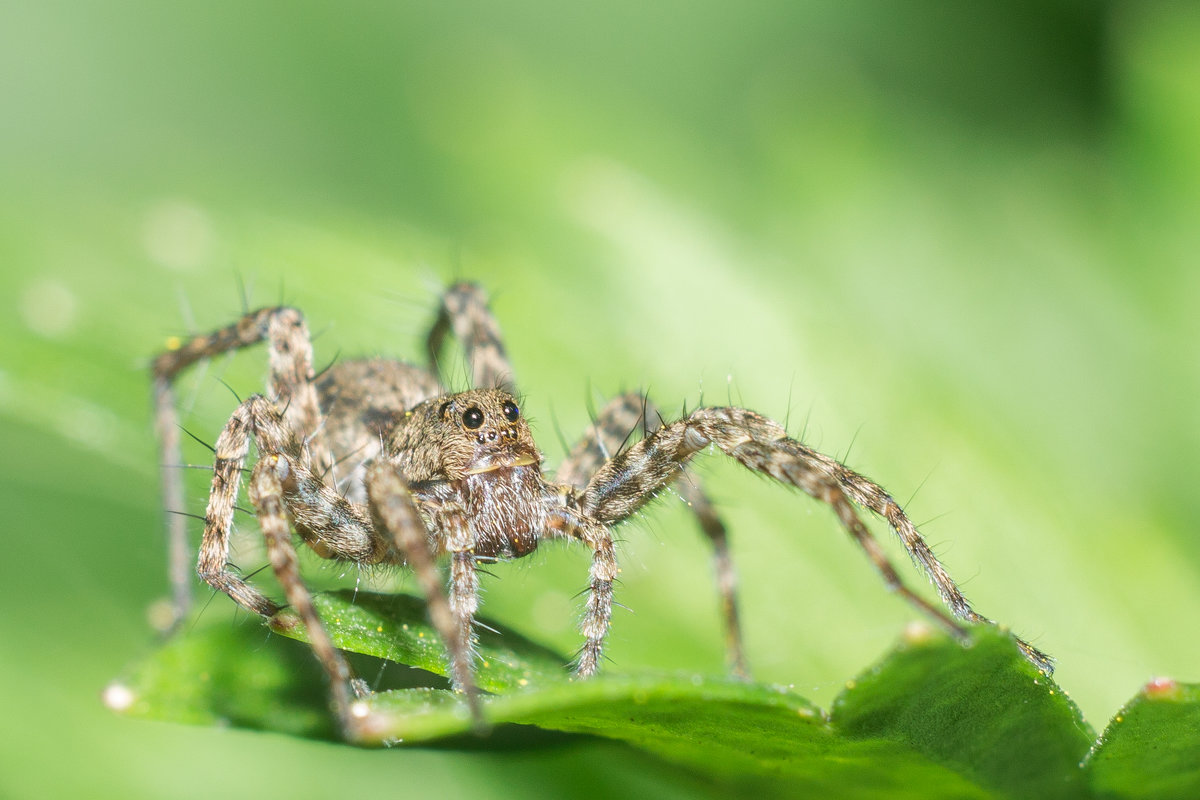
[151,282,1052,739]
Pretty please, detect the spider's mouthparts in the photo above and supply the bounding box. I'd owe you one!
[463,455,538,475]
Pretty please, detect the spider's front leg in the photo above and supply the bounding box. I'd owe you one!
[366,463,485,728]
[558,392,748,678]
[202,393,411,739]
[548,510,619,678]
[579,406,1054,674]
[248,454,361,736]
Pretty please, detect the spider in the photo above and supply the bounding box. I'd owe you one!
[151,282,1052,739]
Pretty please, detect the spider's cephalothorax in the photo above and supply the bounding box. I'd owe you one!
[395,389,549,560]
[151,282,1053,740]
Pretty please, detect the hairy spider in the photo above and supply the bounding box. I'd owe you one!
[151,282,1052,739]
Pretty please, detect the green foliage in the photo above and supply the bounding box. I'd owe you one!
[833,629,1093,798]
[1087,681,1200,799]
[113,592,1200,798]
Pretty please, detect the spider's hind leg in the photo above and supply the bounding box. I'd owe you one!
[425,282,516,392]
[557,392,750,679]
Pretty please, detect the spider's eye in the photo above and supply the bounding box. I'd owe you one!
[438,401,452,419]
[462,407,484,429]
[501,400,520,423]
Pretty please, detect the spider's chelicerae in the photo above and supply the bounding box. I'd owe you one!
[152,282,1052,739]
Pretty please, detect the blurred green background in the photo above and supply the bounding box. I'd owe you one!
[2,1,1198,797]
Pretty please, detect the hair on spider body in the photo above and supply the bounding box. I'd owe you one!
[151,281,1052,741]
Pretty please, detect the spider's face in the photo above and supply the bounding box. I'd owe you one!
[392,388,541,483]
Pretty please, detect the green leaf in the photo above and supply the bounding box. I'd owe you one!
[110,614,337,740]
[271,591,571,693]
[114,590,1124,798]
[833,625,1095,799]
[1084,679,1200,799]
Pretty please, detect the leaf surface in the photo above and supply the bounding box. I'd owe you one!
[117,590,1168,798]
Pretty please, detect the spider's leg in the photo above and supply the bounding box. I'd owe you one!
[200,394,384,608]
[197,395,289,617]
[366,462,485,728]
[425,282,516,392]
[673,483,746,678]
[579,406,1054,674]
[578,521,618,677]
[152,306,332,629]
[548,512,618,678]
[557,392,748,679]
[206,398,421,738]
[249,453,362,740]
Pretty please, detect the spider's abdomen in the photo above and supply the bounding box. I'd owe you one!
[317,359,442,504]
[463,467,546,558]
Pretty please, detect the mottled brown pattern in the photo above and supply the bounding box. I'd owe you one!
[151,281,1051,741]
